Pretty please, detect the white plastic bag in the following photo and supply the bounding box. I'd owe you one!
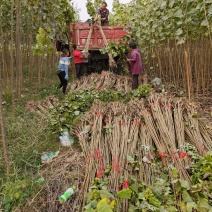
[59,131,74,147]
[151,77,162,86]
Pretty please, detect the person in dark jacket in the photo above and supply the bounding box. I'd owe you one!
[127,42,143,90]
[95,2,110,26]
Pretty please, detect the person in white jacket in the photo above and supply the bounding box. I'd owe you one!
[57,49,72,94]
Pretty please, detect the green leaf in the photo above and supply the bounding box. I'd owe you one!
[186,202,198,212]
[177,38,185,45]
[128,204,136,212]
[72,105,79,109]
[201,20,208,26]
[74,111,80,116]
[138,201,158,210]
[208,5,212,15]
[180,201,187,211]
[134,166,140,171]
[149,196,161,207]
[175,9,183,18]
[172,180,182,194]
[159,206,165,212]
[132,90,139,97]
[198,198,211,211]
[175,28,183,36]
[117,188,132,199]
[182,190,193,203]
[96,201,112,212]
[130,182,139,194]
[160,1,166,9]
[85,200,98,210]
[87,191,93,202]
[98,190,114,199]
[138,191,145,200]
[127,155,135,163]
[162,15,168,20]
[165,206,178,212]
[190,183,202,193]
[171,167,179,178]
[179,179,190,190]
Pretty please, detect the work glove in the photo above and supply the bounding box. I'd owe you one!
[64,75,68,80]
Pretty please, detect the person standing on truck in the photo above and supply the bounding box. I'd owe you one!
[73,44,83,79]
[127,42,143,90]
[95,2,109,26]
[57,48,71,94]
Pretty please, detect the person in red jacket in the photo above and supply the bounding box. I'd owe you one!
[127,42,143,90]
[73,44,83,79]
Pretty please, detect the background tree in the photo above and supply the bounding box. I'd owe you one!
[0,0,76,102]
[86,0,103,19]
[110,0,212,96]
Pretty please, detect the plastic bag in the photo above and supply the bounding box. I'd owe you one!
[41,151,59,163]
[59,131,74,147]
[151,77,162,86]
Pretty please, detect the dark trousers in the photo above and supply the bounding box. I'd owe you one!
[57,71,67,94]
[132,74,139,90]
[101,22,109,26]
[75,63,83,79]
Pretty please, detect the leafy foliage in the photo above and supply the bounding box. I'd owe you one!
[86,0,102,19]
[35,27,55,55]
[110,0,212,51]
[0,0,76,55]
[49,86,151,132]
[100,37,130,58]
[192,151,212,183]
[0,179,38,211]
[86,0,96,19]
[132,84,152,98]
[49,90,130,132]
[99,35,131,75]
[84,151,212,212]
[84,177,116,211]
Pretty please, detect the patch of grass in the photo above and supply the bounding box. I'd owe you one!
[0,68,77,210]
[1,175,42,211]
[38,83,59,99]
[0,103,60,211]
[6,105,60,168]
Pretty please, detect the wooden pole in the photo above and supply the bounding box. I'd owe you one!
[10,0,15,107]
[184,50,192,100]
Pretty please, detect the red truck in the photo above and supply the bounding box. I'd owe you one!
[56,22,128,73]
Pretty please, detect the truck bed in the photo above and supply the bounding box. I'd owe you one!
[70,22,127,51]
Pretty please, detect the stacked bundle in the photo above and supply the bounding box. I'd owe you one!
[74,94,212,210]
[69,72,132,92]
[26,95,59,116]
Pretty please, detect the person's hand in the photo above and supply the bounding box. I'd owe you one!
[127,59,130,62]
[64,75,68,80]
[101,18,106,20]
